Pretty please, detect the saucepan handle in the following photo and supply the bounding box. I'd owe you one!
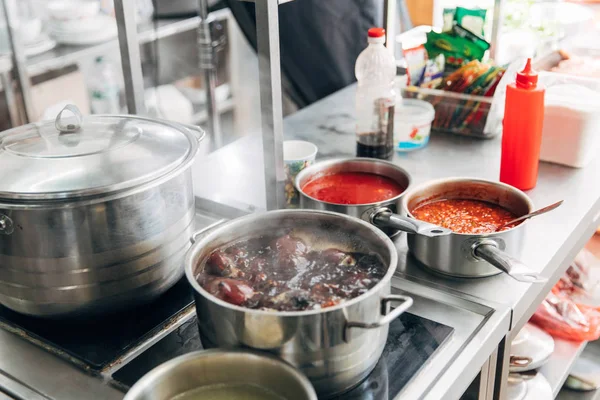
[473,241,547,283]
[345,294,413,338]
[190,219,228,244]
[367,207,453,238]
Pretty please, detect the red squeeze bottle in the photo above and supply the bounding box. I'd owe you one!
[500,58,545,190]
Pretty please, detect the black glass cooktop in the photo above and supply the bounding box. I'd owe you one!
[114,311,454,399]
[0,277,453,399]
[0,278,195,371]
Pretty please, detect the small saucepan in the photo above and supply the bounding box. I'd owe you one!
[296,160,546,283]
[295,158,448,237]
[399,178,546,283]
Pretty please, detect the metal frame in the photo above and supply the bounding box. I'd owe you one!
[1,0,34,122]
[114,0,146,115]
[238,0,398,211]
[198,0,224,148]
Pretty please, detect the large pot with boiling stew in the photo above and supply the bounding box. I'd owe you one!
[0,105,204,317]
[184,209,412,398]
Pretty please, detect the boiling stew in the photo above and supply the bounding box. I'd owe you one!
[196,231,386,311]
[411,199,519,234]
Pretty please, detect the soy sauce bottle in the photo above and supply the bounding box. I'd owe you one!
[356,98,395,159]
[355,28,397,160]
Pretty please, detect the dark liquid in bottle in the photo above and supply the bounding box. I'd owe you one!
[356,132,393,160]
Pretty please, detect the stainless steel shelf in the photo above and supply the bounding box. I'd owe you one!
[557,340,600,400]
[191,96,235,124]
[540,339,588,398]
[559,388,600,400]
[2,9,232,77]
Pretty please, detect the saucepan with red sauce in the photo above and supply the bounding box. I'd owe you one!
[184,209,412,397]
[295,158,452,237]
[400,177,548,282]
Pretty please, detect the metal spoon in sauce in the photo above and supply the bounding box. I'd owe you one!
[494,200,564,232]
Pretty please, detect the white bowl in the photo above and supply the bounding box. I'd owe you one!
[48,15,110,34]
[47,0,100,21]
[18,18,42,45]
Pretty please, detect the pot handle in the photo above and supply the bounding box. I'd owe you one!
[190,219,228,244]
[178,122,206,143]
[345,294,413,339]
[473,241,547,283]
[368,207,453,238]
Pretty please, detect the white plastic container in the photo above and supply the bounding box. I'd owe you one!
[394,99,435,151]
[538,72,600,168]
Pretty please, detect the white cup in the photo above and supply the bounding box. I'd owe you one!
[283,140,318,207]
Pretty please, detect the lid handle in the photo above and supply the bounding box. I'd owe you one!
[55,104,83,133]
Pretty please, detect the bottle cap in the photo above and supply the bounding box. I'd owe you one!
[368,28,386,38]
[516,58,538,89]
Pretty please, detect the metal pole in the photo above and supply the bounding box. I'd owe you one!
[490,0,505,60]
[1,71,20,126]
[383,0,397,54]
[114,0,145,115]
[2,0,34,123]
[255,0,285,211]
[198,0,223,148]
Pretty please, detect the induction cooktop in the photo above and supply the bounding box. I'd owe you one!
[0,278,453,399]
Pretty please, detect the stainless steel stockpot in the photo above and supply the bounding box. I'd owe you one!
[124,349,318,400]
[400,178,545,282]
[184,209,412,398]
[0,105,204,317]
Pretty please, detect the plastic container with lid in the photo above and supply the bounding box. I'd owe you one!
[538,72,600,168]
[394,98,435,151]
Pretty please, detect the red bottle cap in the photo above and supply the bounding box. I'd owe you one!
[368,28,386,38]
[516,58,538,89]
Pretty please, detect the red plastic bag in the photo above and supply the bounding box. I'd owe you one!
[530,292,600,341]
[530,249,600,341]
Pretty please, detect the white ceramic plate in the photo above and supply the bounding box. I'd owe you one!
[24,36,57,57]
[510,323,555,372]
[47,0,100,20]
[51,22,117,46]
[507,379,527,400]
[524,373,552,399]
[47,15,108,34]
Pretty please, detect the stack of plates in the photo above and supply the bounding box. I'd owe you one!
[507,323,555,400]
[46,1,117,46]
[23,34,57,57]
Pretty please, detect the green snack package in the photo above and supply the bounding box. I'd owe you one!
[442,8,455,32]
[454,7,486,36]
[452,23,490,52]
[424,30,487,68]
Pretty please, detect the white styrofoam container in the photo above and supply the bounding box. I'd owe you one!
[538,72,600,168]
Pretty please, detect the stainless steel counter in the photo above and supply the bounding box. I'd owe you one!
[191,83,600,397]
[0,83,594,400]
[281,84,600,330]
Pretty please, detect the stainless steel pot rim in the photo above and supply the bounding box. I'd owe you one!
[124,349,317,400]
[0,114,205,203]
[185,209,399,317]
[400,177,535,236]
[293,158,411,207]
[0,162,197,210]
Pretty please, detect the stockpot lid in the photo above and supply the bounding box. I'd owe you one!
[0,105,204,201]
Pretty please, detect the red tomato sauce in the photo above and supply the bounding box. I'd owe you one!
[411,199,519,234]
[301,172,405,205]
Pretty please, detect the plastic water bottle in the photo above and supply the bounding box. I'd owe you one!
[88,56,122,114]
[355,27,397,160]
